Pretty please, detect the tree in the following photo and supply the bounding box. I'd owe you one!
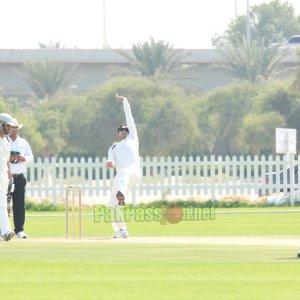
[114,37,192,80]
[0,96,45,155]
[196,83,256,156]
[215,38,286,84]
[38,41,62,48]
[237,80,299,154]
[15,59,79,99]
[292,48,300,92]
[237,112,285,155]
[8,70,300,157]
[286,97,300,150]
[213,0,300,47]
[36,108,69,156]
[79,76,198,157]
[143,99,198,156]
[255,81,295,116]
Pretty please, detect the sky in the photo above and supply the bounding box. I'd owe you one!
[0,0,300,49]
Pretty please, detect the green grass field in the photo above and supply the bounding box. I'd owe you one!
[1,207,300,300]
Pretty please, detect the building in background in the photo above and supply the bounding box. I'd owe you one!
[0,48,297,99]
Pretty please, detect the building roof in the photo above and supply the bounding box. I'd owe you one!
[0,48,298,64]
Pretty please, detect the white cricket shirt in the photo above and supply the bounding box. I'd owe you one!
[10,136,34,174]
[107,98,140,172]
[0,136,10,174]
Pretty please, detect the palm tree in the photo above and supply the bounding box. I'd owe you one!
[15,59,79,99]
[214,38,287,84]
[114,37,193,80]
[38,41,62,48]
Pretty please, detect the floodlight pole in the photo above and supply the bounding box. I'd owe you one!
[246,0,251,46]
[102,0,107,48]
[235,0,238,20]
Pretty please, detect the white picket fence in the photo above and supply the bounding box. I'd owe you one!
[25,155,300,205]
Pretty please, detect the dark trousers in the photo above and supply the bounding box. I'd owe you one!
[12,174,26,233]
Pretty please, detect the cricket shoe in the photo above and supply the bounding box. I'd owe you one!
[116,191,125,206]
[113,229,129,239]
[16,231,28,239]
[2,231,15,241]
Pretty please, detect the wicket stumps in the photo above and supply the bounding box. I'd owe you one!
[65,186,82,239]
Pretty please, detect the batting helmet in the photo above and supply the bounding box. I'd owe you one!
[0,113,14,126]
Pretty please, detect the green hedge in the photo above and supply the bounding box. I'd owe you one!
[25,197,300,211]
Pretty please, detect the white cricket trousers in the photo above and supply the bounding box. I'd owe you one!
[0,173,13,236]
[110,166,141,232]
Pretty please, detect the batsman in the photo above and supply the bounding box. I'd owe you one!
[0,113,16,241]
